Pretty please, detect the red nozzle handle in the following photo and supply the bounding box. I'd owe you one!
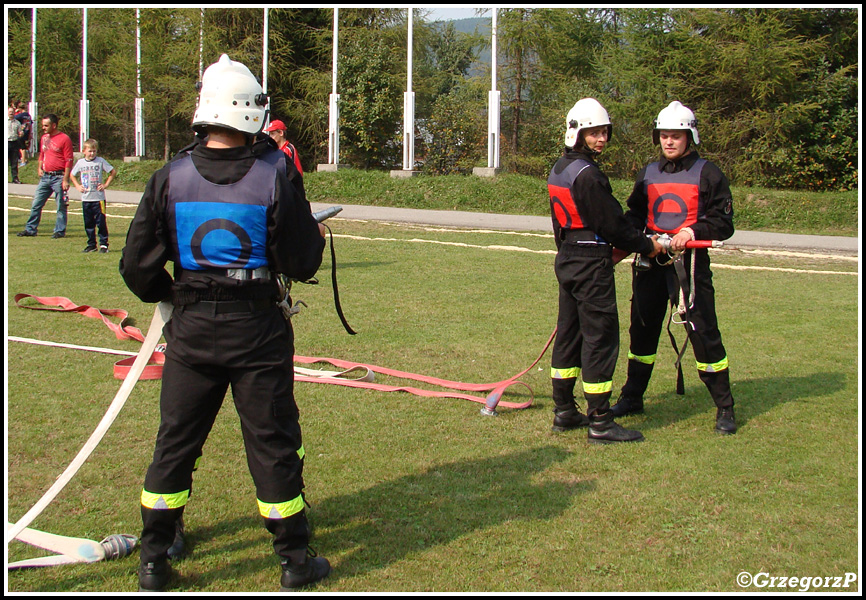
[684,240,723,249]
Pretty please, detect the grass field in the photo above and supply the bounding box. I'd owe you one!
[5,194,860,593]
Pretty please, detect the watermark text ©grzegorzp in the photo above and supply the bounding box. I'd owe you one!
[737,571,857,591]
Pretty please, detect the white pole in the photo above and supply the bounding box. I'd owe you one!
[407,8,413,94]
[135,8,145,157]
[82,9,87,100]
[80,8,89,150]
[29,8,38,157]
[332,8,338,97]
[198,9,205,80]
[403,8,415,171]
[492,8,498,93]
[327,8,340,165]
[136,9,141,98]
[488,8,500,170]
[262,8,269,95]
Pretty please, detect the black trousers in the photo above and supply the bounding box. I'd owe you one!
[624,249,734,408]
[551,244,618,415]
[8,140,20,181]
[140,303,310,564]
[82,200,109,247]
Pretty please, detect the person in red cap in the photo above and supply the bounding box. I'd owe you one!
[263,119,303,177]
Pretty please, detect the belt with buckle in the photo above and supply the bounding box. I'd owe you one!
[561,229,610,245]
[215,267,271,280]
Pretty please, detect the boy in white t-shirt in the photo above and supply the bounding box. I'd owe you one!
[70,139,115,253]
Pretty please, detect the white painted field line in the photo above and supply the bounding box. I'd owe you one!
[333,233,557,254]
[8,336,136,356]
[737,248,858,262]
[7,205,135,219]
[710,264,856,276]
[332,234,858,276]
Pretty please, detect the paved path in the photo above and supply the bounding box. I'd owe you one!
[8,182,859,254]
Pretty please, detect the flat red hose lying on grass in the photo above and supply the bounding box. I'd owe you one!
[13,294,552,412]
[293,329,555,412]
[14,293,146,341]
[14,294,165,380]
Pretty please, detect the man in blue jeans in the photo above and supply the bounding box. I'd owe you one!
[17,114,73,239]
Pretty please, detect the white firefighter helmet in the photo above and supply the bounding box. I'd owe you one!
[653,101,700,145]
[192,54,269,136]
[564,98,612,148]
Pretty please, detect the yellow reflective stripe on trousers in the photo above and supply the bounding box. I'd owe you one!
[257,495,305,519]
[141,489,190,510]
[583,380,613,394]
[628,352,656,365]
[696,356,729,372]
[297,445,305,461]
[551,367,581,379]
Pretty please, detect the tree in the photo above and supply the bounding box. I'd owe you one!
[421,80,487,175]
[497,8,543,155]
[139,8,201,160]
[532,8,610,81]
[6,8,856,189]
[83,9,139,157]
[265,8,334,168]
[670,8,856,189]
[7,8,83,145]
[336,26,404,168]
[417,21,478,100]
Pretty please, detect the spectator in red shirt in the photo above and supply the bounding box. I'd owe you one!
[17,113,74,238]
[263,119,303,176]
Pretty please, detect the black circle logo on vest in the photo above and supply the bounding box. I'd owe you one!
[190,218,253,268]
[652,193,688,232]
[551,194,573,229]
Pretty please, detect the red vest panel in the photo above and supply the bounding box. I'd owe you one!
[548,158,592,229]
[643,158,706,234]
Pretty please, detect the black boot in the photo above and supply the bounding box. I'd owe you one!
[588,412,645,444]
[138,558,173,592]
[612,359,653,416]
[699,369,737,434]
[699,369,735,408]
[551,378,588,432]
[279,549,331,591]
[552,407,589,432]
[167,517,186,561]
[715,406,737,435]
[609,394,644,417]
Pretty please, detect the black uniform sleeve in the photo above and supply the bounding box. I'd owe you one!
[119,167,174,303]
[623,167,649,232]
[286,160,307,205]
[692,162,735,242]
[268,171,325,281]
[550,208,563,251]
[576,167,654,256]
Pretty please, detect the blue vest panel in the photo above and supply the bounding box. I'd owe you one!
[168,155,275,271]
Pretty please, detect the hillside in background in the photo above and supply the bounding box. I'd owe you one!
[434,17,492,74]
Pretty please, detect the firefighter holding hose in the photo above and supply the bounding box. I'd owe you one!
[612,101,738,435]
[547,98,663,444]
[120,54,329,592]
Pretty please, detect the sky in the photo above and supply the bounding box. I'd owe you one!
[422,6,487,22]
